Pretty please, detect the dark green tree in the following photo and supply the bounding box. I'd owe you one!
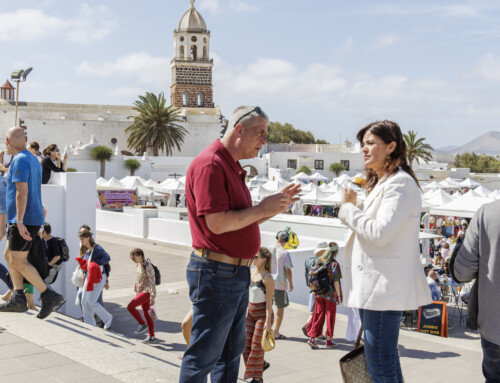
[126,92,188,156]
[124,159,141,176]
[403,130,433,169]
[297,165,312,175]
[91,146,113,178]
[329,162,345,177]
[266,121,328,144]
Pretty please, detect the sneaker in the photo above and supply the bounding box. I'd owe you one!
[142,335,156,344]
[325,339,337,348]
[0,293,28,313]
[134,324,148,334]
[37,289,64,319]
[307,337,318,349]
[104,316,113,330]
[263,361,270,371]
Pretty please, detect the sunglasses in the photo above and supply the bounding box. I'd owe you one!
[233,107,264,128]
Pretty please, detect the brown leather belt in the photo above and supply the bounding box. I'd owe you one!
[193,249,251,267]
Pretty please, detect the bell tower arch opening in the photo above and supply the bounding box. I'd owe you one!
[171,0,214,108]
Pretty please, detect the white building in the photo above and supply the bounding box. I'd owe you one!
[0,0,223,158]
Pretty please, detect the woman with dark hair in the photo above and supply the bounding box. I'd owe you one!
[127,248,156,344]
[243,247,274,383]
[339,120,431,382]
[28,142,43,163]
[41,144,67,184]
[76,230,113,329]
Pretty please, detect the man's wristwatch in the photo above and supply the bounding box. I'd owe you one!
[16,220,23,225]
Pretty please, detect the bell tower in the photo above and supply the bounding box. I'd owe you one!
[171,0,214,108]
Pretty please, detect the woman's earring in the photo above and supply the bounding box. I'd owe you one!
[385,154,392,168]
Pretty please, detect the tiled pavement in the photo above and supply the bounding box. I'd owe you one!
[0,231,485,382]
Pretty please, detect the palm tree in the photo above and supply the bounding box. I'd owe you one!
[329,162,345,177]
[124,159,141,176]
[126,92,188,156]
[91,146,113,178]
[403,130,434,169]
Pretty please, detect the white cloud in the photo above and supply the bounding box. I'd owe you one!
[0,5,117,43]
[372,33,400,49]
[470,53,500,81]
[198,0,259,14]
[367,2,500,18]
[77,52,171,87]
[337,37,354,53]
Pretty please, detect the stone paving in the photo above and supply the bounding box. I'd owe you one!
[0,231,485,382]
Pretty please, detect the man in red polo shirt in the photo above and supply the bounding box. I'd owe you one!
[179,106,301,383]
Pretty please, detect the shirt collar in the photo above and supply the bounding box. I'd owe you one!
[213,140,247,178]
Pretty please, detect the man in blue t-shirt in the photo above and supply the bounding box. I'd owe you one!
[0,127,64,319]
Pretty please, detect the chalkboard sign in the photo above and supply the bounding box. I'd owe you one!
[417,301,448,338]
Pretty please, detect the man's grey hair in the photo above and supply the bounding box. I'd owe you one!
[224,106,269,137]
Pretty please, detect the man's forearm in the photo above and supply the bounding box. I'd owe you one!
[206,205,265,235]
[16,192,28,222]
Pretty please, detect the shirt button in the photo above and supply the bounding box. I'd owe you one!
[357,265,363,271]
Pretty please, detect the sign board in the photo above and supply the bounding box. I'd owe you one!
[417,301,448,338]
[97,190,138,211]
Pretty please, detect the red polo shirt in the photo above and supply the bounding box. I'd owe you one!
[186,140,260,260]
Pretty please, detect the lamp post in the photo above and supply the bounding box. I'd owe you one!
[10,67,33,126]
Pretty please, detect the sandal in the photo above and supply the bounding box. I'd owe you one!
[275,334,287,340]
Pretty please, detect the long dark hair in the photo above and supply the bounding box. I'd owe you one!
[43,144,57,157]
[357,120,419,194]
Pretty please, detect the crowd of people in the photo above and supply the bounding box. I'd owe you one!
[1,106,499,383]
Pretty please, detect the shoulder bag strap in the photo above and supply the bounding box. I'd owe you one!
[354,326,363,349]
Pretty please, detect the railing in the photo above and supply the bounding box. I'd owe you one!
[171,57,213,63]
[175,28,210,34]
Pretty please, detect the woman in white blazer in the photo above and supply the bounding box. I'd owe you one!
[339,120,431,383]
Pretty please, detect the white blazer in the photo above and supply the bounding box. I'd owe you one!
[339,169,432,311]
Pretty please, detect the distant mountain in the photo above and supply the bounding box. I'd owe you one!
[434,145,458,154]
[434,131,500,155]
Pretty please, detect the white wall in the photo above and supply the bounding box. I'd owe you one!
[0,172,96,319]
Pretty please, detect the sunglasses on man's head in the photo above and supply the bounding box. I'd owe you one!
[233,107,264,128]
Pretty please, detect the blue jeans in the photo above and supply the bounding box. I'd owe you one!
[482,337,500,383]
[81,274,112,326]
[359,309,404,383]
[179,252,250,383]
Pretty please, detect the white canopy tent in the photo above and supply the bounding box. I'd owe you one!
[142,179,159,188]
[120,176,147,187]
[309,172,329,182]
[334,174,350,184]
[489,190,500,200]
[473,185,492,197]
[300,189,334,205]
[430,190,494,218]
[291,172,311,182]
[299,182,318,195]
[102,177,128,189]
[246,176,270,188]
[154,179,185,194]
[422,181,443,191]
[261,180,288,192]
[250,186,274,202]
[96,177,107,186]
[130,179,167,198]
[422,189,454,211]
[459,178,481,188]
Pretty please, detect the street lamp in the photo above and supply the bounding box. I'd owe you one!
[11,67,33,126]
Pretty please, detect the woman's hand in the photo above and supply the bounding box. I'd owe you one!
[264,320,271,330]
[105,280,110,289]
[150,299,155,306]
[63,153,69,162]
[341,188,357,206]
[336,296,342,305]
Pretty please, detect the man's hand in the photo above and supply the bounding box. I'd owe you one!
[288,282,294,292]
[17,222,32,241]
[341,187,357,206]
[259,183,302,216]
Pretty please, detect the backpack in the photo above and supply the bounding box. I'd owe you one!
[57,237,70,262]
[148,258,161,285]
[307,261,332,295]
[304,256,317,286]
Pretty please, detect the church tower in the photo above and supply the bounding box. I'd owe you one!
[0,80,15,101]
[171,0,214,108]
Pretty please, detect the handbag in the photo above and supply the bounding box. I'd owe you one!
[71,248,94,288]
[261,328,275,352]
[339,327,371,383]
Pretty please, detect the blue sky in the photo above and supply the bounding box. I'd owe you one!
[1,0,500,148]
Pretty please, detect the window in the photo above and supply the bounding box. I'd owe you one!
[191,36,197,42]
[182,92,189,106]
[197,92,204,107]
[203,46,207,60]
[111,138,118,145]
[315,160,324,170]
[287,160,297,169]
[190,45,197,60]
[179,45,184,58]
[341,160,350,171]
